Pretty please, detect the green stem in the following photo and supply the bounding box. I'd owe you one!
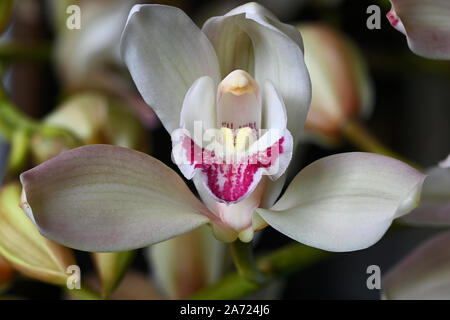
[342,118,421,169]
[230,240,266,285]
[64,285,103,300]
[0,100,37,140]
[191,243,329,300]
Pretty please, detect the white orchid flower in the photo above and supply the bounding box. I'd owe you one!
[382,231,450,299]
[387,0,450,60]
[19,3,424,253]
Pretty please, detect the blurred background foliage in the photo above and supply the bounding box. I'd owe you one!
[0,0,449,299]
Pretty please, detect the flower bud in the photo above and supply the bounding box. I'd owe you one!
[147,226,227,299]
[0,183,76,285]
[298,23,374,145]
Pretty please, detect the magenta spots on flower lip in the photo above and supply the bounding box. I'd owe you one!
[181,135,285,203]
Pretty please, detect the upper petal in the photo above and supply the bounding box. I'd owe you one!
[20,145,213,252]
[203,2,311,144]
[387,0,450,60]
[257,153,425,252]
[121,4,221,133]
[383,232,450,299]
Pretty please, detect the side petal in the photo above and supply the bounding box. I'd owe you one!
[121,4,221,133]
[298,23,374,144]
[387,0,450,60]
[383,232,450,299]
[401,157,450,226]
[256,153,425,252]
[203,2,311,144]
[20,145,213,252]
[180,76,217,134]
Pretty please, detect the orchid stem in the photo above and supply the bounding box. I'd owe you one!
[231,240,266,285]
[342,118,421,169]
[192,243,329,299]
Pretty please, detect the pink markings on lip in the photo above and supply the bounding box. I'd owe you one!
[181,135,285,203]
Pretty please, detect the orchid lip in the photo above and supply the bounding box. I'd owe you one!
[173,70,292,206]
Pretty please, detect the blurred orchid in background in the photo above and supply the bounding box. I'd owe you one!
[387,0,450,60]
[49,0,158,128]
[382,155,450,299]
[18,3,424,255]
[0,138,8,184]
[298,23,373,146]
[382,231,450,299]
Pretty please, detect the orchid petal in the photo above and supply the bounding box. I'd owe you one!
[257,153,425,252]
[383,232,450,299]
[387,0,450,60]
[192,175,268,241]
[259,80,293,181]
[20,145,213,252]
[121,4,221,133]
[203,2,311,143]
[402,157,450,226]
